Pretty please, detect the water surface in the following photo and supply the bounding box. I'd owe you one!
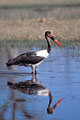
[0,46,80,120]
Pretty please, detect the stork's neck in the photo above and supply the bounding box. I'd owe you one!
[45,36,51,53]
[47,92,53,109]
[47,92,64,114]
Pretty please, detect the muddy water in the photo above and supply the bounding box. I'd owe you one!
[0,46,80,120]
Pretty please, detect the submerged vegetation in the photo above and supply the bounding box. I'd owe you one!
[0,39,80,48]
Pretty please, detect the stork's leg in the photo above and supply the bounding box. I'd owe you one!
[31,65,37,74]
[31,66,34,74]
[35,67,37,74]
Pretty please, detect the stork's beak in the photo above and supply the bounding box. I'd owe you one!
[51,97,64,113]
[49,33,63,47]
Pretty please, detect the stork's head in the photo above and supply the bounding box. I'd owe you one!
[45,31,63,47]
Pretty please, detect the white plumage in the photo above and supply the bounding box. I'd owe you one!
[36,50,49,58]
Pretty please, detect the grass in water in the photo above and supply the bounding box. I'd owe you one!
[0,39,80,48]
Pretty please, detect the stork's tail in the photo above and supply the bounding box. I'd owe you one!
[6,58,15,67]
[7,81,17,89]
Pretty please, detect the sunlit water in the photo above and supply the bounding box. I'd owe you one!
[0,46,80,120]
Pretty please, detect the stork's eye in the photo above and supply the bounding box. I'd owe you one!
[47,34,50,37]
[47,33,51,37]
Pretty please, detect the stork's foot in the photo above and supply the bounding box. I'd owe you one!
[35,70,37,74]
[31,70,37,74]
[31,71,34,74]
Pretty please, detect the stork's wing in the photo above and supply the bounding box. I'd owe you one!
[17,52,45,64]
[6,52,45,66]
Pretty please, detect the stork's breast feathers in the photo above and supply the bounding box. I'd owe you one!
[36,50,49,58]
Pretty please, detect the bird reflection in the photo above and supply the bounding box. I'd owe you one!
[8,74,64,114]
[8,74,49,96]
[47,92,64,114]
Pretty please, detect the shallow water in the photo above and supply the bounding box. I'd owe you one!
[0,46,80,120]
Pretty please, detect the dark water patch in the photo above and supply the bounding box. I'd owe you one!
[15,99,26,102]
[0,70,32,75]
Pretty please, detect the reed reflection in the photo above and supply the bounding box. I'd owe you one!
[0,92,34,120]
[0,102,9,120]
[8,74,64,114]
[6,46,19,71]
